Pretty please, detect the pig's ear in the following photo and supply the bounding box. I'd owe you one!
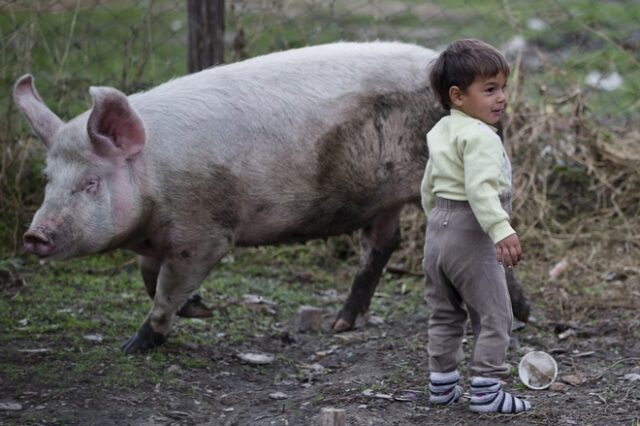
[13,74,64,149]
[87,87,145,159]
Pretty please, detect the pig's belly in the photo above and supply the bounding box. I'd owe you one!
[234,190,416,247]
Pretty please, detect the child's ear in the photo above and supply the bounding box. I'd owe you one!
[449,86,465,107]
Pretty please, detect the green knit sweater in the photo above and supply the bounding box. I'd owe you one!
[420,109,515,243]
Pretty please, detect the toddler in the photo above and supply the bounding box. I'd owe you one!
[421,38,530,414]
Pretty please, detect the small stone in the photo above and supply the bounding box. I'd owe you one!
[550,382,568,392]
[558,329,576,340]
[624,373,640,382]
[269,391,288,400]
[167,364,181,373]
[0,402,22,411]
[300,363,325,375]
[527,18,547,31]
[312,346,338,361]
[562,373,587,386]
[220,393,243,406]
[236,352,274,365]
[83,334,103,343]
[393,391,419,402]
[367,316,385,326]
[165,410,189,419]
[361,389,392,400]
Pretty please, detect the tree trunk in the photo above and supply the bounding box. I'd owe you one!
[187,0,225,73]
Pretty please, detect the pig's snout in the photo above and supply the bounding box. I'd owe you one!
[24,227,54,257]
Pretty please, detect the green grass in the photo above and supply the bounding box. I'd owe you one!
[0,243,334,388]
[2,0,636,125]
[0,235,431,395]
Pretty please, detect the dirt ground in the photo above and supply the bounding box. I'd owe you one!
[1,253,639,426]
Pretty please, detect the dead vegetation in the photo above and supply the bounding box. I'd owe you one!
[375,39,640,320]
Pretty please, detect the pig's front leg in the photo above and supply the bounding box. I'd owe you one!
[139,255,213,318]
[123,242,230,354]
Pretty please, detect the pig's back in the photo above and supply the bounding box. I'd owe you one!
[132,42,434,152]
[131,42,439,244]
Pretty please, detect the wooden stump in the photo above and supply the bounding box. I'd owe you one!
[320,407,346,426]
[294,305,322,332]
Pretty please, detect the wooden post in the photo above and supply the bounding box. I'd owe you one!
[187,0,225,73]
[320,408,346,426]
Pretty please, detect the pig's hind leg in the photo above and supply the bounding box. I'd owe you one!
[505,267,530,323]
[139,255,213,319]
[332,205,403,332]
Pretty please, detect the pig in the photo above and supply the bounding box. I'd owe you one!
[14,41,529,354]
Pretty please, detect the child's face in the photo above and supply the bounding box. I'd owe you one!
[450,72,507,125]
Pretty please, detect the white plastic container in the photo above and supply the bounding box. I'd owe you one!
[518,351,558,390]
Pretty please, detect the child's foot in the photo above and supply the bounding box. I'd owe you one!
[429,370,464,405]
[470,377,531,413]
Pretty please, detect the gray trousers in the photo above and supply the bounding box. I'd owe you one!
[423,197,513,378]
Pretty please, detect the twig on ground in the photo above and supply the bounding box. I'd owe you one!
[588,392,607,405]
[594,357,640,381]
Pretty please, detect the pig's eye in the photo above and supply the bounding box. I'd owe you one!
[85,177,100,194]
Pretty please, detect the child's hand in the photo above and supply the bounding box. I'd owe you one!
[495,233,522,268]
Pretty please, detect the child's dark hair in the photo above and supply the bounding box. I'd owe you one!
[429,39,510,110]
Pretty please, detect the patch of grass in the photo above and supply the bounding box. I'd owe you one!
[512,381,527,391]
[0,252,158,392]
[0,240,418,394]
[0,238,373,398]
[405,335,423,353]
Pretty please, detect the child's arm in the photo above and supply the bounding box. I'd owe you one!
[420,158,435,217]
[462,130,515,243]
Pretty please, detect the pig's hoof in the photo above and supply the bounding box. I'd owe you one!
[332,308,357,332]
[177,293,213,318]
[121,322,166,354]
[332,318,353,333]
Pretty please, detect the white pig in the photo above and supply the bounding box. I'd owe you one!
[14,41,528,353]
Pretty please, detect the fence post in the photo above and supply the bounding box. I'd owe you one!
[187,0,225,73]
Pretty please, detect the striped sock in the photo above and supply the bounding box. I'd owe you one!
[429,370,464,405]
[470,377,531,413]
